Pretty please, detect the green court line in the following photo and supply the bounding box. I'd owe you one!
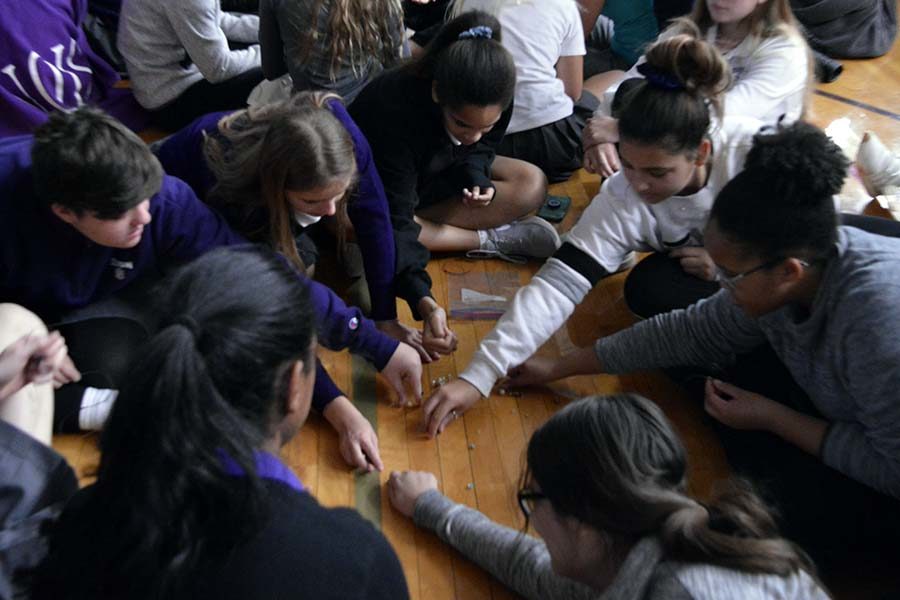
[351,354,382,529]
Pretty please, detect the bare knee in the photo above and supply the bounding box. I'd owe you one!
[0,304,47,349]
[496,159,547,215]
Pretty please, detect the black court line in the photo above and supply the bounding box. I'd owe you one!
[814,89,900,122]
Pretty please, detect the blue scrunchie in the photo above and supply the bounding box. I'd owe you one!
[636,62,684,91]
[458,26,493,40]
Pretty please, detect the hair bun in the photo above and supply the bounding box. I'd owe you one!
[642,33,731,100]
[745,121,850,200]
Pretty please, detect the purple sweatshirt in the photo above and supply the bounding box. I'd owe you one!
[0,135,397,410]
[154,99,399,321]
[0,0,149,137]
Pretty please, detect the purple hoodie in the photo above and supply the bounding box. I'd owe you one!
[155,99,399,321]
[0,134,398,409]
[0,0,148,137]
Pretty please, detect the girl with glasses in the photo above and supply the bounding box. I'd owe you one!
[388,394,826,599]
[504,121,900,568]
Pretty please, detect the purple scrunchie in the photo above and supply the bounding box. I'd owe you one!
[636,62,684,91]
[458,26,493,40]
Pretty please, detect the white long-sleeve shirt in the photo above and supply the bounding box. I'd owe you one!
[596,27,809,126]
[459,117,762,397]
[118,0,260,109]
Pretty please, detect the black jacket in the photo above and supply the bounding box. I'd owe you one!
[350,67,513,318]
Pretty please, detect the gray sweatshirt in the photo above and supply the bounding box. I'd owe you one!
[117,0,261,109]
[596,226,900,499]
[413,490,827,599]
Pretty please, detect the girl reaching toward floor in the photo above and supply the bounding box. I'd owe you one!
[154,93,435,362]
[584,0,812,177]
[389,394,828,599]
[33,247,410,600]
[349,11,558,339]
[258,0,404,103]
[422,32,762,436]
[505,121,900,568]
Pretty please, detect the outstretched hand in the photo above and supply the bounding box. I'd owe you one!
[324,396,384,472]
[421,378,481,437]
[503,355,561,389]
[381,342,423,407]
[387,470,438,517]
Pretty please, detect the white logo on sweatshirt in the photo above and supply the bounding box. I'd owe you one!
[2,38,93,112]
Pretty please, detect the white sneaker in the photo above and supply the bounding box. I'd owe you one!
[467,216,561,264]
[856,132,900,197]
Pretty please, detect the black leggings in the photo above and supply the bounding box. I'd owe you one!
[676,346,900,571]
[624,213,900,318]
[51,317,149,432]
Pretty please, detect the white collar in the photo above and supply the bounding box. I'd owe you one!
[293,211,322,228]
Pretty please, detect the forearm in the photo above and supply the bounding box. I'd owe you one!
[413,490,595,600]
[460,272,582,396]
[766,403,828,457]
[322,395,356,430]
[313,361,343,412]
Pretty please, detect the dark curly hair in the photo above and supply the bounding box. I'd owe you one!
[710,121,849,261]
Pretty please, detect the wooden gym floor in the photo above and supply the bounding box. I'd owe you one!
[54,27,900,600]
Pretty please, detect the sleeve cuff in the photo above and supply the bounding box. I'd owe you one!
[459,358,500,398]
[353,317,400,371]
[412,489,458,531]
[312,362,343,412]
[368,282,398,322]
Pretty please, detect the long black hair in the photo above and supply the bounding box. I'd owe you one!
[37,246,316,598]
[710,121,849,261]
[527,394,816,576]
[403,10,516,110]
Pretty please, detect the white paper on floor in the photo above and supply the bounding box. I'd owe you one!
[461,288,508,304]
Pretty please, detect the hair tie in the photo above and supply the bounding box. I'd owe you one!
[636,62,684,91]
[458,26,493,41]
[174,315,200,338]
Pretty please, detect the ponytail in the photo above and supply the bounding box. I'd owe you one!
[44,247,317,598]
[527,395,817,581]
[661,479,815,576]
[404,10,515,110]
[615,32,731,155]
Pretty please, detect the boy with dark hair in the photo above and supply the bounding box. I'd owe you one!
[0,107,421,449]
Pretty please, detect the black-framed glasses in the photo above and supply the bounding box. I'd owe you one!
[715,257,810,291]
[517,489,547,519]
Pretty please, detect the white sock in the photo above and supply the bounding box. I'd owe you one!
[78,387,119,431]
[477,229,488,248]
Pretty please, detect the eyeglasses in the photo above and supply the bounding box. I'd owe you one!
[517,489,547,519]
[715,258,810,291]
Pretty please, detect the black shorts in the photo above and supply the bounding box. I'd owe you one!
[496,91,600,183]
